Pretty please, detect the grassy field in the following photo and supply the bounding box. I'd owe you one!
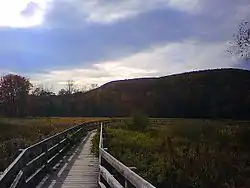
[0,117,106,172]
[93,118,250,188]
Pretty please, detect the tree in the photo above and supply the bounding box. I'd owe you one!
[79,85,88,93]
[31,85,55,96]
[229,21,250,60]
[0,74,32,117]
[65,80,76,95]
[58,88,67,96]
[126,112,149,131]
[90,84,98,90]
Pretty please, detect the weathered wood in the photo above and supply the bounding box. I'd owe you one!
[60,131,99,188]
[98,123,103,183]
[25,165,47,187]
[100,148,155,188]
[100,165,123,188]
[39,131,99,188]
[46,138,68,160]
[98,121,156,188]
[10,170,24,188]
[24,133,70,184]
[0,120,101,188]
[25,152,47,179]
[1,118,156,188]
[99,181,107,188]
[47,145,68,169]
[0,149,27,188]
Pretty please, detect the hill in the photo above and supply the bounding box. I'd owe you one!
[29,68,250,119]
[79,68,250,118]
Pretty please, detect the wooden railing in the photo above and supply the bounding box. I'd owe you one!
[98,123,156,188]
[0,118,163,188]
[0,120,109,188]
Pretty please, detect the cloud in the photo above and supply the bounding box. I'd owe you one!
[21,2,40,18]
[44,0,250,29]
[32,62,157,90]
[0,0,249,92]
[83,0,200,23]
[45,0,201,26]
[0,8,207,74]
[31,40,240,91]
[0,0,51,27]
[108,41,239,75]
[4,0,247,74]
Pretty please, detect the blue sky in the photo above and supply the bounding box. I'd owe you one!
[0,0,249,91]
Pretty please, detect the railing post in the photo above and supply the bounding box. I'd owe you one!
[125,179,128,188]
[98,122,103,183]
[1,120,101,188]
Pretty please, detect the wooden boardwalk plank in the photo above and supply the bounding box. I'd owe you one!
[38,131,99,188]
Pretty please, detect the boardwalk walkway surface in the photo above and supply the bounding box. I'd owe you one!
[38,131,99,188]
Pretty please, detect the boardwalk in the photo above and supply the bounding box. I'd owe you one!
[38,131,99,188]
[0,120,156,188]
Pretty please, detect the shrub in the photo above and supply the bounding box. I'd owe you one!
[99,119,250,188]
[126,112,149,131]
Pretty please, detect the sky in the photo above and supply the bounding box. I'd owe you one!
[0,0,249,91]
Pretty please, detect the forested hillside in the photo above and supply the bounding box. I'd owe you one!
[1,68,250,119]
[80,68,250,118]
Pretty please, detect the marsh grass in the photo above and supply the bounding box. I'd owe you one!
[0,117,105,171]
[92,119,250,188]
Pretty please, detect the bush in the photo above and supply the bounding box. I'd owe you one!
[100,119,250,188]
[126,112,149,131]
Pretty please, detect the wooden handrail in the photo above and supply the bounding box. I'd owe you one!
[0,120,103,188]
[0,118,163,188]
[100,165,123,188]
[98,121,156,188]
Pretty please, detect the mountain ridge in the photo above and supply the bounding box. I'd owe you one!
[79,68,250,119]
[29,68,250,119]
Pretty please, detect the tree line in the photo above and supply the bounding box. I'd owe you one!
[1,68,250,119]
[0,74,98,117]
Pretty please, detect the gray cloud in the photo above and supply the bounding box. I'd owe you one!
[31,40,240,92]
[44,0,200,27]
[21,2,39,18]
[0,0,250,89]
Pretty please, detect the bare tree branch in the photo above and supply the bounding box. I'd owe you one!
[228,21,250,60]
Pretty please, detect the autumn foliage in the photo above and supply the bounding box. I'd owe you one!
[94,119,250,188]
[0,74,32,117]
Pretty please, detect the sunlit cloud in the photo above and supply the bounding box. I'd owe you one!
[0,0,51,27]
[0,0,249,93]
[31,40,240,91]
